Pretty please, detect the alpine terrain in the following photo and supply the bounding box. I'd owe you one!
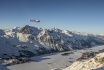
[63,52,104,70]
[0,25,104,66]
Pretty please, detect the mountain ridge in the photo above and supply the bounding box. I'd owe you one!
[0,25,104,58]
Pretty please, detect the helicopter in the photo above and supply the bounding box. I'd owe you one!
[30,19,40,22]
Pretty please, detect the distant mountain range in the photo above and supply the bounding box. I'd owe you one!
[0,25,104,58]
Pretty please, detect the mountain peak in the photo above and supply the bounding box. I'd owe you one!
[19,25,32,34]
[19,25,42,34]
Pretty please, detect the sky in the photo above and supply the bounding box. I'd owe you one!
[0,0,104,34]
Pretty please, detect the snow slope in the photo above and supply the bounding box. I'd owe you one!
[63,52,104,70]
[0,25,104,58]
[0,64,10,70]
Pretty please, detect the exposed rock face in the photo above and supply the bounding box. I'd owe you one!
[0,25,104,58]
[19,25,42,34]
[19,25,33,34]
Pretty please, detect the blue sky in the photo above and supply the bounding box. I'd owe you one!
[0,0,104,34]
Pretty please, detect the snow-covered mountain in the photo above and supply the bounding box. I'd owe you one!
[0,25,104,58]
[63,52,104,70]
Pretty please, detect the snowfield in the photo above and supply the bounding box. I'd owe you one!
[7,45,104,70]
[63,46,104,70]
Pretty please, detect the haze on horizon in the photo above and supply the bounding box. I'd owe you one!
[0,0,104,34]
